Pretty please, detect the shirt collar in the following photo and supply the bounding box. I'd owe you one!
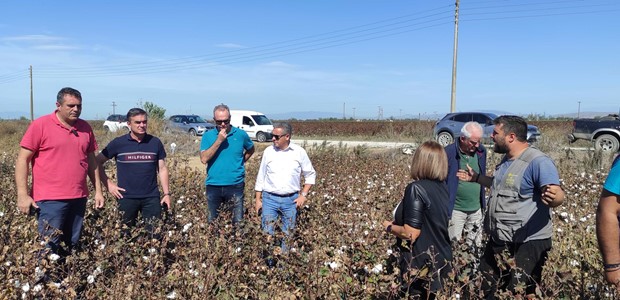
[126,133,151,143]
[51,110,78,131]
[274,143,293,152]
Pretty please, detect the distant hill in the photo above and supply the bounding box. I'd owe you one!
[267,111,343,120]
[552,112,618,119]
[264,110,619,121]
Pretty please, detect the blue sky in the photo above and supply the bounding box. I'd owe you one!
[1,0,619,120]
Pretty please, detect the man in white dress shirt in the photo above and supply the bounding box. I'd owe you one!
[255,122,316,254]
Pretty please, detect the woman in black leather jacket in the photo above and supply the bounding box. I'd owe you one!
[383,140,452,299]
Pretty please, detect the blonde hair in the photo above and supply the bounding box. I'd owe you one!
[409,140,448,181]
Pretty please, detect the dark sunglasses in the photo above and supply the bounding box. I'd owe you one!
[272,134,288,140]
[214,119,230,125]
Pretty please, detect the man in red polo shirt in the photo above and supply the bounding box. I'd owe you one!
[15,87,104,256]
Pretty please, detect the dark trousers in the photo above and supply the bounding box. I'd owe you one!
[118,196,162,237]
[37,198,87,255]
[479,238,552,299]
[206,183,245,224]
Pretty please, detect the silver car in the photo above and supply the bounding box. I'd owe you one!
[166,115,215,136]
[433,112,541,146]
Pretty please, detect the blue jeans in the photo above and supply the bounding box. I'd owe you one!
[261,192,298,251]
[206,183,245,224]
[118,196,162,237]
[36,198,87,255]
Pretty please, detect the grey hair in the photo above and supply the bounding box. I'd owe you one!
[213,103,230,116]
[273,122,292,136]
[460,121,483,138]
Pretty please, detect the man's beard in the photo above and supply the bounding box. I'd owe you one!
[494,142,508,154]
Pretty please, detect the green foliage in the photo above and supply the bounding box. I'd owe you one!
[141,101,166,120]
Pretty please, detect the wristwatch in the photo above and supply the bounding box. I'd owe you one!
[386,224,393,233]
[301,191,308,197]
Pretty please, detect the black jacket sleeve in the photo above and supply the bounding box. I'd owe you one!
[402,183,431,229]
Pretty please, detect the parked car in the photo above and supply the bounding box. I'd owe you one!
[568,114,620,152]
[230,110,273,142]
[103,114,129,133]
[433,112,541,147]
[166,115,215,136]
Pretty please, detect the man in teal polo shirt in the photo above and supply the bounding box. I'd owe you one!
[200,104,254,224]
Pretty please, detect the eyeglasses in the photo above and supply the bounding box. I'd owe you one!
[214,119,230,125]
[272,134,288,140]
[467,139,480,146]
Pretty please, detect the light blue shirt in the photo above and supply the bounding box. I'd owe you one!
[494,155,560,198]
[604,156,620,195]
[200,127,254,186]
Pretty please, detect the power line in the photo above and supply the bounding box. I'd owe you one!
[34,17,453,77]
[0,1,617,83]
[462,2,619,16]
[34,5,455,75]
[462,8,620,22]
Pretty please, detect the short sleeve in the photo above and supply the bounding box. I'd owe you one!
[200,132,215,152]
[101,138,118,159]
[525,156,560,190]
[87,126,98,153]
[20,119,43,152]
[244,132,254,150]
[157,138,167,160]
[401,183,427,229]
[604,156,620,195]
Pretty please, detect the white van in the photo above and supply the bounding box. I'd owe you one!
[230,110,274,142]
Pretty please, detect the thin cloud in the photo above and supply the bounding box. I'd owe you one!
[261,61,296,68]
[32,44,80,51]
[2,34,65,42]
[215,43,246,49]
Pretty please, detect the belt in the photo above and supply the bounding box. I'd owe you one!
[265,191,298,197]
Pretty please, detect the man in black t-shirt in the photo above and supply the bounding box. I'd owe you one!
[96,108,171,236]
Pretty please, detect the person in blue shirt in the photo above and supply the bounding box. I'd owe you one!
[458,115,565,299]
[200,104,255,225]
[96,108,171,237]
[596,155,620,292]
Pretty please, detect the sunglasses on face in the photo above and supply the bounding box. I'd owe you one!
[272,134,288,140]
[214,119,230,125]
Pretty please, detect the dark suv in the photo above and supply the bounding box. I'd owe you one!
[433,112,541,146]
[166,115,215,136]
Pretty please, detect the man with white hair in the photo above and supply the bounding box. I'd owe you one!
[445,121,487,246]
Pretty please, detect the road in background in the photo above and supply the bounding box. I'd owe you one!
[291,139,415,149]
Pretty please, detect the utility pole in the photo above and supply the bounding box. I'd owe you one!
[111,101,117,115]
[377,106,383,120]
[29,65,34,121]
[450,0,460,113]
[577,101,581,118]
